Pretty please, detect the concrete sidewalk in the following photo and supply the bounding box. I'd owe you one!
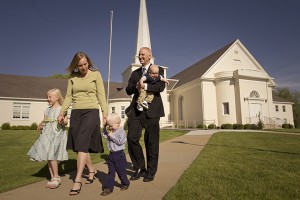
[0,131,213,200]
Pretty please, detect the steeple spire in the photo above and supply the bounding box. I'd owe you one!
[133,0,154,64]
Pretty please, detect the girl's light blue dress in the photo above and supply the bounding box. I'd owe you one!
[27,106,68,161]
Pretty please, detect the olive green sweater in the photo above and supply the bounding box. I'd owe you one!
[61,71,108,116]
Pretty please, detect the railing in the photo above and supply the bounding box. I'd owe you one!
[245,116,282,129]
[160,119,216,129]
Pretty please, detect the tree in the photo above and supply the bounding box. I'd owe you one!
[273,87,300,128]
[50,73,71,79]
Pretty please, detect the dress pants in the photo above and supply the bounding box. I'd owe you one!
[127,111,160,176]
[103,150,129,191]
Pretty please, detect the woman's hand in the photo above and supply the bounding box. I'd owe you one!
[57,113,65,124]
[102,114,107,127]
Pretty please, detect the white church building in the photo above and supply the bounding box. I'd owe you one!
[0,0,294,129]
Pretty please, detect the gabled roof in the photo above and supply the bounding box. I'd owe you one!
[0,74,129,100]
[170,40,235,88]
[0,74,68,99]
[272,94,294,103]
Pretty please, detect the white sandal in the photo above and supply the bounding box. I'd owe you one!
[47,177,61,189]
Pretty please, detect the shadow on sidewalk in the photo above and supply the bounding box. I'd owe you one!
[171,141,206,146]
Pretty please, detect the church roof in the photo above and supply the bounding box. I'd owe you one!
[272,94,294,103]
[170,40,235,88]
[0,74,129,100]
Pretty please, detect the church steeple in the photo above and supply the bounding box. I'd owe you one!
[133,0,154,64]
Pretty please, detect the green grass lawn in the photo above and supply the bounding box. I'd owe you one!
[263,128,300,134]
[0,129,188,193]
[164,131,300,200]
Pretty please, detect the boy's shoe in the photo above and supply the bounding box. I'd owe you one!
[141,101,149,110]
[101,188,113,196]
[137,104,143,111]
[120,184,129,191]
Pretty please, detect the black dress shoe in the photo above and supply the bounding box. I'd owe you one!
[130,168,146,181]
[143,174,155,182]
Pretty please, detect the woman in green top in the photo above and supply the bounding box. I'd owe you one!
[57,52,108,196]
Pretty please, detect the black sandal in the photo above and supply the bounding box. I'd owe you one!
[69,181,82,196]
[85,171,97,184]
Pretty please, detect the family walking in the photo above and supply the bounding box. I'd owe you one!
[27,47,166,196]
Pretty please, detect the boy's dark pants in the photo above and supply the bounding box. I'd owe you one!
[103,150,130,191]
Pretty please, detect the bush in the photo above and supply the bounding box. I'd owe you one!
[1,123,11,130]
[221,123,233,129]
[30,123,38,130]
[251,124,259,130]
[233,124,244,129]
[16,125,30,130]
[207,124,215,129]
[257,119,264,130]
[11,125,18,130]
[244,124,252,129]
[282,123,294,129]
[197,124,207,129]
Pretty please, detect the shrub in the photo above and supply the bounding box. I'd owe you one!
[221,123,233,129]
[16,125,30,130]
[1,123,11,130]
[250,124,259,130]
[11,125,18,130]
[282,123,294,129]
[257,119,264,130]
[244,124,252,129]
[207,124,215,129]
[233,124,244,129]
[30,123,38,130]
[197,124,207,129]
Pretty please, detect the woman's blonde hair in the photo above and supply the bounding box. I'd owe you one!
[66,52,97,76]
[48,88,64,106]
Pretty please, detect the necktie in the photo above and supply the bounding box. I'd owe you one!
[142,67,146,75]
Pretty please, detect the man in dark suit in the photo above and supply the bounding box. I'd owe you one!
[125,47,165,182]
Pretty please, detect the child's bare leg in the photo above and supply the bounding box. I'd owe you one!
[49,160,59,178]
[48,161,54,179]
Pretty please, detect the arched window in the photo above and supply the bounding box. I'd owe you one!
[250,90,260,98]
[178,96,183,120]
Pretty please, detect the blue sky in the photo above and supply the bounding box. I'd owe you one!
[0,0,299,91]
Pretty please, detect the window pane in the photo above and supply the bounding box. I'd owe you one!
[22,105,30,118]
[13,105,21,118]
[223,103,229,115]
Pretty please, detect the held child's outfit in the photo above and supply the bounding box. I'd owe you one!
[102,126,130,192]
[27,106,68,161]
[137,73,164,111]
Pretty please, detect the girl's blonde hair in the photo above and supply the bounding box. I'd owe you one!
[48,88,64,106]
[106,113,121,124]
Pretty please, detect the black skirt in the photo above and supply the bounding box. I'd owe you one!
[67,109,104,153]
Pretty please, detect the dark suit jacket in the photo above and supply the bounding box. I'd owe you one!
[125,65,165,119]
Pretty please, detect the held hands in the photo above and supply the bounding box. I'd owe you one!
[37,122,45,132]
[57,113,67,125]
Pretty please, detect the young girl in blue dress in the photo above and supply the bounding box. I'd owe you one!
[27,88,68,189]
